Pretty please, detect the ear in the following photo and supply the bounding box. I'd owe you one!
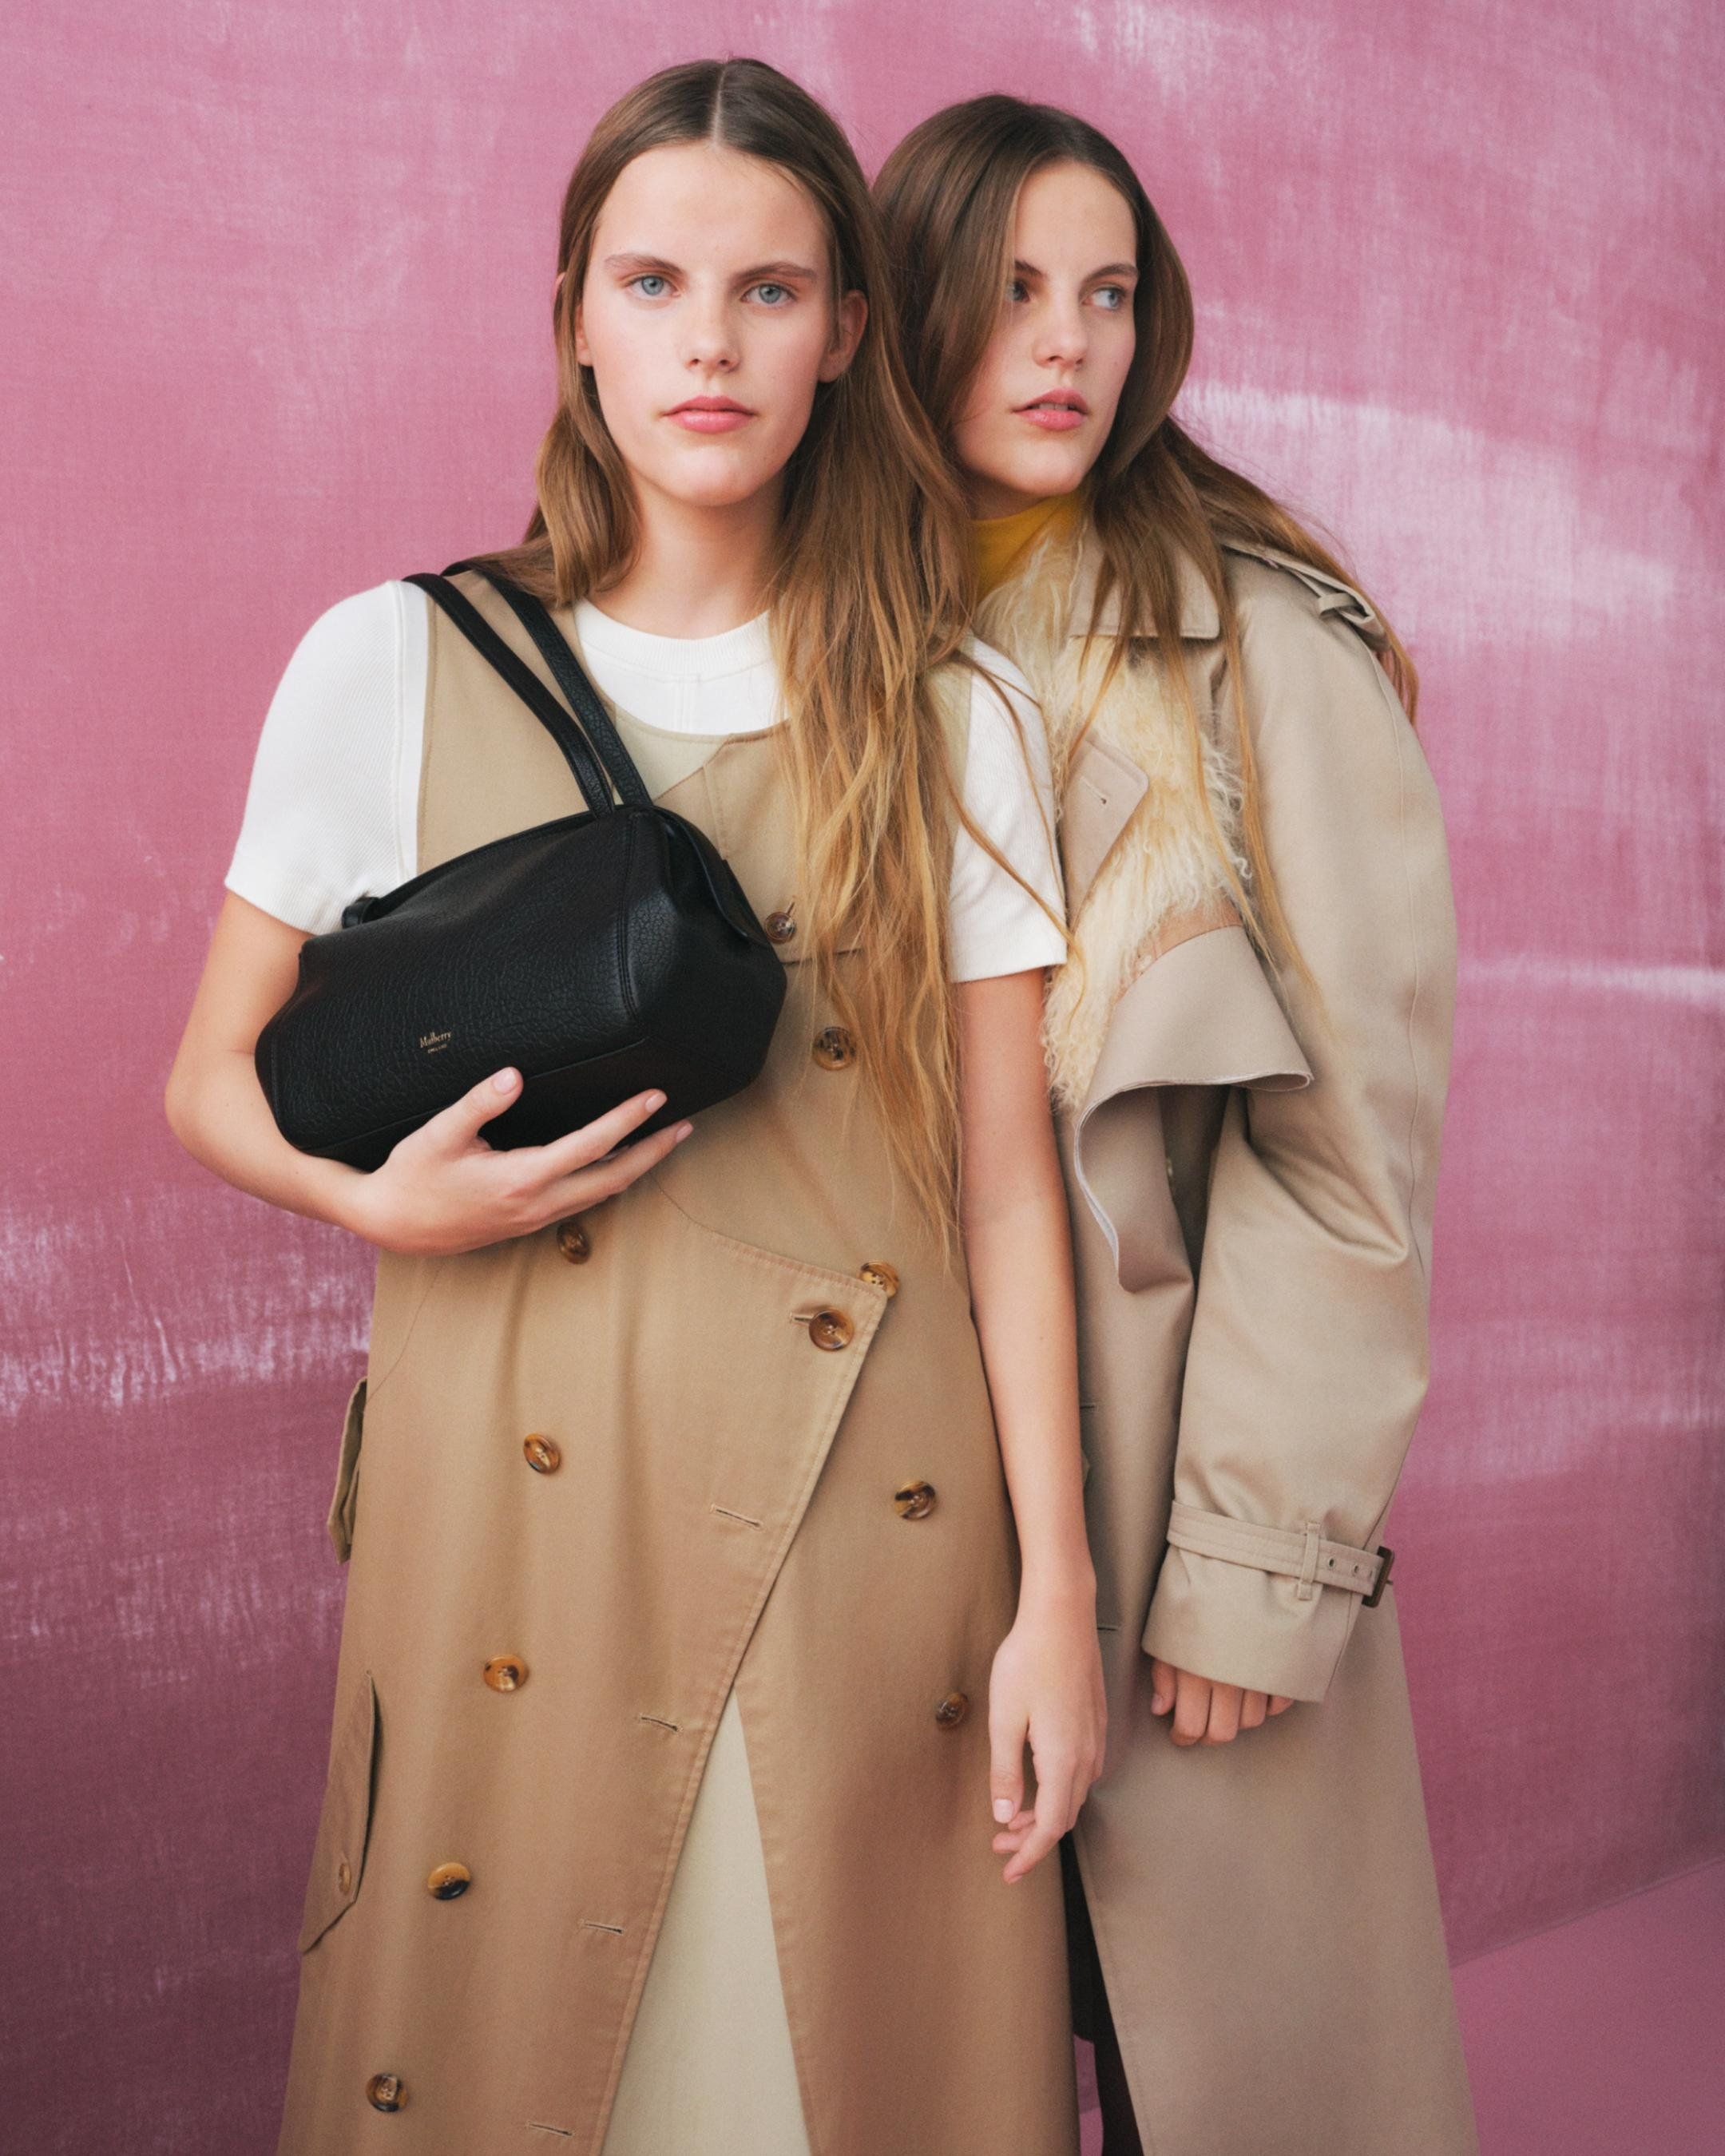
[818,289,867,383]
[558,269,594,370]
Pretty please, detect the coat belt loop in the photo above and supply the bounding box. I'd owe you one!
[1296,1520,1322,1601]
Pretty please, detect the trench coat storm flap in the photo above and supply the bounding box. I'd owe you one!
[275,572,1079,2156]
[980,532,1478,2156]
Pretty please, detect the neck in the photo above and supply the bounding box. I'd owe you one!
[593,475,781,636]
[967,478,1059,520]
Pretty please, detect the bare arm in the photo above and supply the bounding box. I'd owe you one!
[165,890,689,1253]
[957,969,1105,1883]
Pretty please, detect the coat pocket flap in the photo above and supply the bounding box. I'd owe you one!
[326,1377,367,1564]
[296,1671,379,1952]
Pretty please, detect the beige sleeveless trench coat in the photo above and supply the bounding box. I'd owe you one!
[981,536,1478,2156]
[274,572,1079,2156]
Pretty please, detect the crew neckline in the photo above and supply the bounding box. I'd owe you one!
[573,598,774,680]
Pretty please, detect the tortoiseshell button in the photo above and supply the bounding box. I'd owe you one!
[807,1308,853,1351]
[859,1261,899,1298]
[335,1859,353,1896]
[483,1655,528,1693]
[812,1026,856,1070]
[764,909,796,945]
[366,2074,406,2113]
[556,1218,591,1264]
[426,1861,472,1900]
[934,1690,970,1729]
[523,1433,562,1474]
[894,1480,936,1520]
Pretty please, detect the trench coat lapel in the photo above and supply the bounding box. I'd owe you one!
[1058,735,1148,918]
[1056,543,1220,914]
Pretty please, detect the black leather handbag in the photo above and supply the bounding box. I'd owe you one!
[254,564,787,1172]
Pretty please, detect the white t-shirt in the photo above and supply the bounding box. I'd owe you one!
[224,582,1067,982]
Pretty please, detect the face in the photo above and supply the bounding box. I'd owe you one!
[573,141,866,518]
[952,160,1139,518]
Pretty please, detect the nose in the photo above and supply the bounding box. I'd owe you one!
[1033,290,1088,371]
[681,285,740,375]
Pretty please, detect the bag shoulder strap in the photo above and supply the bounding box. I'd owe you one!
[448,561,654,811]
[404,570,619,814]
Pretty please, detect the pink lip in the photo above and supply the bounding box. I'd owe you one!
[1016,393,1089,433]
[668,396,755,434]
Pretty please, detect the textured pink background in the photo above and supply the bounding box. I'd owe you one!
[2,3,1719,2148]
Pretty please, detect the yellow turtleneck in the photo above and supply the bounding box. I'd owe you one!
[970,489,1085,600]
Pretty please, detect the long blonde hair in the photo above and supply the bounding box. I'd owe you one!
[478,59,978,1242]
[876,95,1419,981]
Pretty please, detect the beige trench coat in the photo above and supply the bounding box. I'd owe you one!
[982,534,1478,2155]
[275,572,1078,2155]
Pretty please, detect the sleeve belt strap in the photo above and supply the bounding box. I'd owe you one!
[1165,1502,1393,1606]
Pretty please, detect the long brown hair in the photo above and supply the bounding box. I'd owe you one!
[875,95,1419,979]
[478,59,979,1242]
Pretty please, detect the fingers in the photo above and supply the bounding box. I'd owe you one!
[532,1088,676,1179]
[1003,1752,1079,1885]
[544,1112,691,1212]
[422,1064,525,1147]
[1170,1673,1245,1746]
[1162,1667,1295,1745]
[988,1708,1026,1830]
[1169,1669,1211,1747]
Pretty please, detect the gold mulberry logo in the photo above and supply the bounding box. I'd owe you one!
[418,1029,453,1055]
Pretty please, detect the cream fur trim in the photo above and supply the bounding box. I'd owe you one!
[975,530,1246,1111]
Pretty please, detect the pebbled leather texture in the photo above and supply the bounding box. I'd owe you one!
[255,573,787,1172]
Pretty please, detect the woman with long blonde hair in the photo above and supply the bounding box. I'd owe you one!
[168,60,1102,2156]
[878,96,1477,2156]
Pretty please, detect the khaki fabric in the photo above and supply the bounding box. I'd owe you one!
[276,573,1077,2156]
[995,533,1478,2156]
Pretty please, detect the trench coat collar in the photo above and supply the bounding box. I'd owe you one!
[1065,535,1221,643]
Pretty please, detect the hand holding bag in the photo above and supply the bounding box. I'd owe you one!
[253,564,787,1172]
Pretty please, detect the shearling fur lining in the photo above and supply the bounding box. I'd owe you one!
[975,527,1246,1112]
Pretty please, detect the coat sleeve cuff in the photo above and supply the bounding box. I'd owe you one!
[1140,1503,1391,1702]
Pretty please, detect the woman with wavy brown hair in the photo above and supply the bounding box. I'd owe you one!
[878,97,1478,2156]
[167,60,1104,2156]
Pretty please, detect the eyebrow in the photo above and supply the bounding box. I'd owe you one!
[1012,258,1139,280]
[602,252,823,283]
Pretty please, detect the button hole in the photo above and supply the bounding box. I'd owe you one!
[579,1919,625,1935]
[710,1504,762,1528]
[638,1714,680,1733]
[1096,1622,1121,1632]
[528,2123,574,2138]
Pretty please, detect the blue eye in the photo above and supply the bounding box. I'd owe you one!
[1006,278,1029,303]
[631,274,669,299]
[752,283,791,306]
[1095,285,1129,311]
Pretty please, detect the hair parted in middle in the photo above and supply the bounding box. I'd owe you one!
[476,57,998,1246]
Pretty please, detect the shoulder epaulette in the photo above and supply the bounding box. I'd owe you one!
[1221,541,1390,652]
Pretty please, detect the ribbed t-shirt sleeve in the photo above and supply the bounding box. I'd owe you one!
[223,581,417,934]
[947,640,1068,983]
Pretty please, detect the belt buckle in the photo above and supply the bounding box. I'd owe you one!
[1361,1544,1394,1611]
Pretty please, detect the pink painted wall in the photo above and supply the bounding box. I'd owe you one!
[3,3,1719,2148]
